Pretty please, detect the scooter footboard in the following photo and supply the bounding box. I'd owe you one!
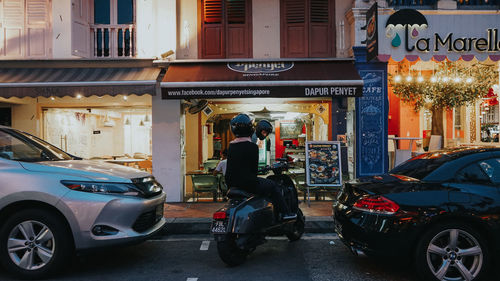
[231,197,274,233]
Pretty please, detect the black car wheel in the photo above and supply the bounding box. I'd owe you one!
[415,222,489,281]
[0,209,73,279]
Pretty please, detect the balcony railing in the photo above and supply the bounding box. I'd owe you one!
[90,24,136,58]
[388,0,499,8]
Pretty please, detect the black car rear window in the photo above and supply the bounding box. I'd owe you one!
[389,156,451,180]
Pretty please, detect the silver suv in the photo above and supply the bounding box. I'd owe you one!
[0,126,166,279]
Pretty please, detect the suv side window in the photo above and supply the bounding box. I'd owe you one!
[478,158,500,185]
[456,162,492,185]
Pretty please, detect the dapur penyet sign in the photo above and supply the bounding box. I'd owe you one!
[378,11,500,62]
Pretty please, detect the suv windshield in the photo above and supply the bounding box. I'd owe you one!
[389,154,451,180]
[0,128,73,162]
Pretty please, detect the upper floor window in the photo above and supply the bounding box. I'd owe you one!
[199,0,252,59]
[72,0,135,58]
[280,0,335,58]
[0,0,51,59]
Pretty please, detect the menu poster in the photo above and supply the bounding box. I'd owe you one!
[305,141,342,187]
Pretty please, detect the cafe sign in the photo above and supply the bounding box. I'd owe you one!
[378,11,500,62]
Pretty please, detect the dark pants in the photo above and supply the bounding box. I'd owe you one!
[254,177,289,215]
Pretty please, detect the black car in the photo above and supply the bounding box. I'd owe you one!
[333,147,500,281]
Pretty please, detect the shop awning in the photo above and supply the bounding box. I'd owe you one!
[159,59,363,99]
[0,60,161,98]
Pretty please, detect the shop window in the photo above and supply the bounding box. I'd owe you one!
[199,0,252,59]
[72,0,135,58]
[280,0,335,58]
[0,108,11,127]
[481,104,499,143]
[0,0,51,58]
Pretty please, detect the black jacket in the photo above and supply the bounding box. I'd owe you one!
[225,141,258,192]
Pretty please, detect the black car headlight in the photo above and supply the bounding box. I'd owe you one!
[61,181,141,196]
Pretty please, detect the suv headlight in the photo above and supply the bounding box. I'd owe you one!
[61,181,141,196]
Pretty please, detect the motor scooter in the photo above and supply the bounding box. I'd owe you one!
[211,158,305,266]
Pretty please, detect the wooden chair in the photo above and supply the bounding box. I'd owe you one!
[190,174,219,202]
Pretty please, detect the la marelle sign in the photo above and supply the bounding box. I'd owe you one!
[377,12,500,61]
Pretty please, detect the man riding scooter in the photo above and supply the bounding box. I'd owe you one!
[225,114,296,220]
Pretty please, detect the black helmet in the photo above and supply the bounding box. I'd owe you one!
[256,119,273,140]
[230,114,254,137]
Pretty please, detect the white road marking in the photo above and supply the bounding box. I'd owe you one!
[149,233,339,242]
[200,240,210,250]
[186,278,198,281]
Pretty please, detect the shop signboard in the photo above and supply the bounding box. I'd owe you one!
[378,11,500,62]
[161,60,364,99]
[365,2,378,62]
[305,141,342,187]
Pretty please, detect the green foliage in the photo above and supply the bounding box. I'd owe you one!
[390,63,498,112]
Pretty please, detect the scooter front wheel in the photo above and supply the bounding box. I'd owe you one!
[286,208,305,241]
[217,234,249,266]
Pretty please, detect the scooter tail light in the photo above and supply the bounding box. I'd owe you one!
[353,195,400,215]
[213,211,227,220]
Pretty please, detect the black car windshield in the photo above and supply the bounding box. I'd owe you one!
[0,128,73,162]
[389,154,451,180]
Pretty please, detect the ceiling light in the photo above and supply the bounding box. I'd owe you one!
[394,75,402,83]
[405,76,412,82]
[417,76,424,82]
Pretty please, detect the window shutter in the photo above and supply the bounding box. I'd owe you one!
[226,0,250,58]
[25,0,49,58]
[281,0,307,58]
[201,0,223,58]
[1,0,24,57]
[204,0,222,24]
[71,0,90,57]
[309,0,332,57]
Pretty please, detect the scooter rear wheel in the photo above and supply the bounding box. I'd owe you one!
[286,209,305,241]
[217,235,249,266]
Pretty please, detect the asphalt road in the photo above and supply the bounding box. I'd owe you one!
[0,234,496,281]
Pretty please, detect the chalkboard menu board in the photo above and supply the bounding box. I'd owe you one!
[305,141,342,187]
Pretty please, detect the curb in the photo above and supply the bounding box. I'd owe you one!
[158,216,333,235]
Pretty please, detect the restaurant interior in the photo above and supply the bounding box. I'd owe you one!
[181,97,348,203]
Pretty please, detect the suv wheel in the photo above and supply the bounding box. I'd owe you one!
[0,209,73,279]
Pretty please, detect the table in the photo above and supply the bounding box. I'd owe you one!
[388,137,422,168]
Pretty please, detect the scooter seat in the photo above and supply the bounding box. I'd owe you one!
[227,189,254,199]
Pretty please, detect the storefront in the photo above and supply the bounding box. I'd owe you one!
[0,59,160,172]
[156,59,364,202]
[374,9,500,168]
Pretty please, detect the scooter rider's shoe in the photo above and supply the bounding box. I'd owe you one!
[281,213,297,221]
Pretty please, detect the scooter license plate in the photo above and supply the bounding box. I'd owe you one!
[211,220,227,234]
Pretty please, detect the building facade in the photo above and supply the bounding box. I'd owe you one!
[2,0,498,202]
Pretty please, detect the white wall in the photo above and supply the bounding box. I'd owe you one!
[252,0,280,59]
[176,0,197,59]
[52,0,73,58]
[152,96,182,202]
[136,0,177,59]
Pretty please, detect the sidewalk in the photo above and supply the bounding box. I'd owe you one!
[161,201,334,235]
